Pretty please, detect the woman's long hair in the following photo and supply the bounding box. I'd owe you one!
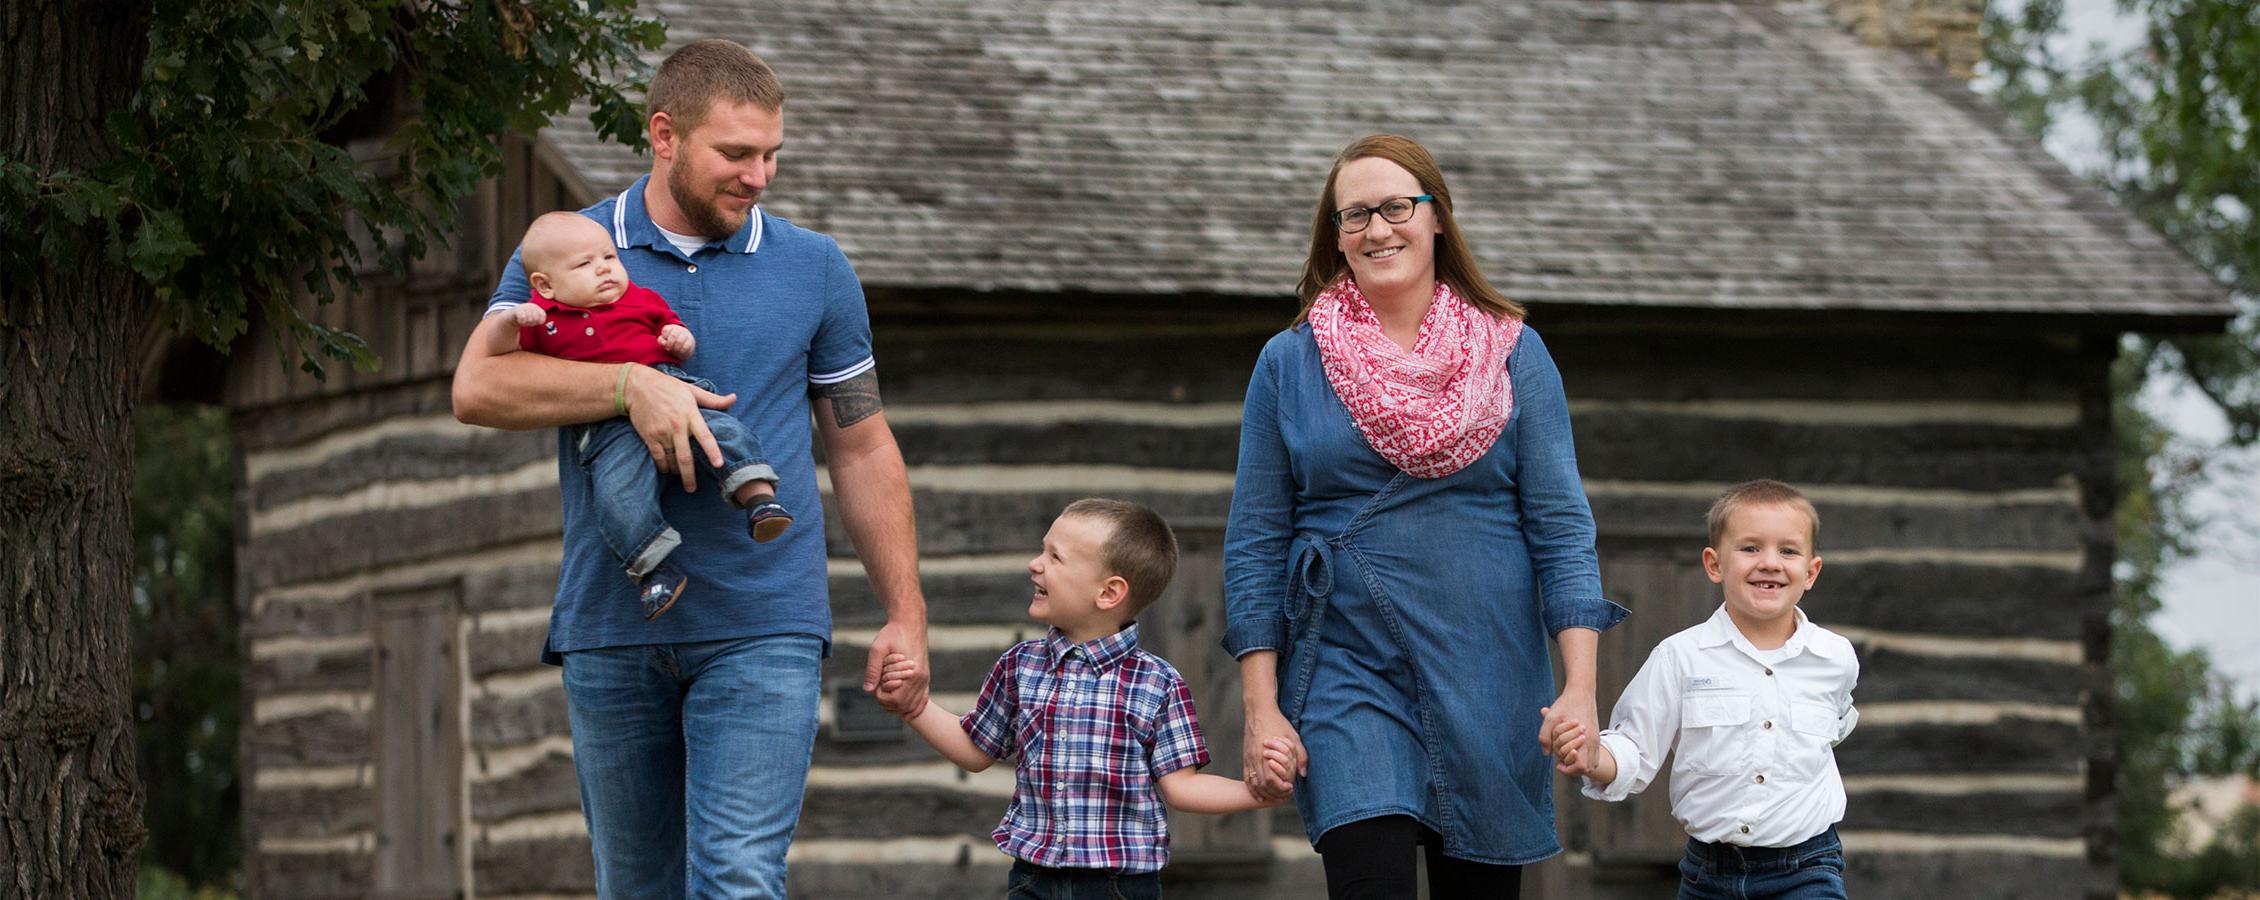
[1292,134,1523,324]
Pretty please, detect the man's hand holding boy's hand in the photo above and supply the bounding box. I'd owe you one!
[507,303,546,328]
[876,653,928,718]
[659,324,696,359]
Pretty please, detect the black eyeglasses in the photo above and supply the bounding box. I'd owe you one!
[1333,194,1434,233]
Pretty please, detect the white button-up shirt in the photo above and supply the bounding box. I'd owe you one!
[1582,605,1859,848]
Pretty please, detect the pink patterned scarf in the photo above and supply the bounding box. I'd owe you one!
[1308,277,1523,478]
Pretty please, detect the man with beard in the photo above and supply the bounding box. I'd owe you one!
[451,39,930,898]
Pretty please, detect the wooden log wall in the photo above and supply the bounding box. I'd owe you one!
[235,379,569,899]
[233,224,2118,899]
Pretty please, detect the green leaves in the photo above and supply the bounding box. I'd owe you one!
[0,0,666,381]
[126,209,197,281]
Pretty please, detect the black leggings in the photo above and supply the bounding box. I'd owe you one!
[1316,815,1523,900]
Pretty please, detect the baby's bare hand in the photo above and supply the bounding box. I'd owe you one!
[659,324,696,359]
[508,304,546,327]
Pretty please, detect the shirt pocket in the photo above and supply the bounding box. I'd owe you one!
[1677,691,1754,775]
[1786,701,1842,782]
[1011,704,1046,758]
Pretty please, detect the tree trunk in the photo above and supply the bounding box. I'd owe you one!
[1,0,153,896]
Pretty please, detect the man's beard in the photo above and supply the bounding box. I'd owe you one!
[667,162,752,238]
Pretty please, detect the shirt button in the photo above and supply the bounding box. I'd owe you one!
[1763,720,1773,729]
[1741,824,1751,835]
[687,264,698,273]
[583,327,595,336]
[1765,668,1774,676]
[1755,774,1766,784]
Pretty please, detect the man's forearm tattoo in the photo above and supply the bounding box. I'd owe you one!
[813,370,884,428]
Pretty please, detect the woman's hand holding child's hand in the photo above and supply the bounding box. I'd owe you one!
[1233,737,1297,807]
[1545,714,1593,776]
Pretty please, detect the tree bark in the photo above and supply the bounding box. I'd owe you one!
[1,0,153,896]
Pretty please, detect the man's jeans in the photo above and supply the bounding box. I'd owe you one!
[1677,826,1848,900]
[561,634,822,899]
[572,364,777,580]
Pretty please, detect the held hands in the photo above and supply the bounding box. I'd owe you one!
[875,653,922,715]
[659,323,696,359]
[506,303,547,328]
[873,635,932,718]
[1546,718,1595,776]
[1246,737,1298,806]
[1542,695,1622,784]
[1536,687,1609,764]
[1242,705,1306,803]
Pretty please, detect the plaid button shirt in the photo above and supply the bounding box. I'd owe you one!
[960,624,1211,873]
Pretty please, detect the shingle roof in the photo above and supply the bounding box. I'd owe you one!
[540,0,2231,319]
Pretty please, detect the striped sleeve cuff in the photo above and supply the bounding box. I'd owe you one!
[810,356,876,385]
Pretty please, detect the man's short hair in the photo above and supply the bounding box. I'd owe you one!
[648,39,785,136]
[1062,498,1179,618]
[1706,480,1820,548]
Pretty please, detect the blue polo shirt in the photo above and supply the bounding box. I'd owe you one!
[486,175,873,662]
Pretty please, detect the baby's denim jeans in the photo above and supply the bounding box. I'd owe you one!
[571,363,777,579]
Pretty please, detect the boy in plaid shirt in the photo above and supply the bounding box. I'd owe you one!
[879,499,1291,899]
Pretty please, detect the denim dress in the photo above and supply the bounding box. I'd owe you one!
[1222,323,1628,865]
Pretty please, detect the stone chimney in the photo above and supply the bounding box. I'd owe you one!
[1820,0,1987,79]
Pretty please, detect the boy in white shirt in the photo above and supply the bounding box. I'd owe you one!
[1551,479,1858,900]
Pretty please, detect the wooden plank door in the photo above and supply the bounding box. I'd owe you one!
[372,583,463,899]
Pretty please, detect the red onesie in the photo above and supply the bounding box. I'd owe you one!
[517,282,683,367]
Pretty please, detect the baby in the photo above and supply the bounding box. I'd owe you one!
[485,211,792,619]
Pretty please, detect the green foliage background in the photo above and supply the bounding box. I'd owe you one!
[131,406,239,890]
[1986,0,2260,893]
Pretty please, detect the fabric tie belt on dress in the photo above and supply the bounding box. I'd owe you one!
[1281,533,1336,721]
[1286,533,1334,634]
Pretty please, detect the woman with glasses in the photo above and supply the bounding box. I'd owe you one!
[1221,134,1627,899]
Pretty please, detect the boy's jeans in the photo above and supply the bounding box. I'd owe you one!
[1006,859,1163,900]
[561,634,822,899]
[1677,825,1847,900]
[571,364,777,580]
